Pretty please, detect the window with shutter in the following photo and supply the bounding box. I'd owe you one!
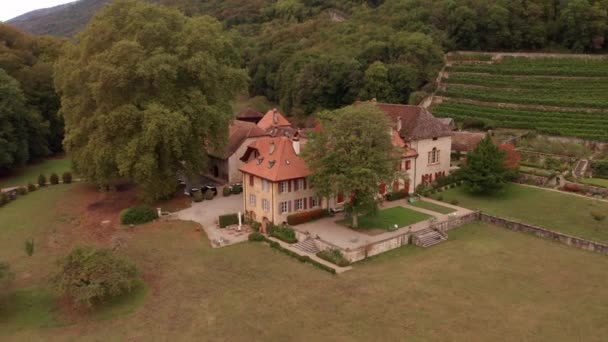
[303,178,307,189]
[288,180,292,192]
[304,198,308,210]
[249,175,254,186]
[288,201,292,212]
[294,179,299,191]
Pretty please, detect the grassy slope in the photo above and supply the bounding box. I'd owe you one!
[7,222,608,340]
[0,158,72,188]
[337,206,431,230]
[411,200,457,214]
[581,177,608,188]
[441,184,608,243]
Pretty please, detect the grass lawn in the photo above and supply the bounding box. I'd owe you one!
[440,183,608,243]
[410,200,457,214]
[581,177,608,188]
[0,157,72,188]
[337,206,431,230]
[3,184,608,340]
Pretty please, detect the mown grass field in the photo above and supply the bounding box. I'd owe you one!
[3,183,608,340]
[439,184,608,243]
[434,56,608,141]
[0,158,72,188]
[410,200,456,214]
[337,206,431,230]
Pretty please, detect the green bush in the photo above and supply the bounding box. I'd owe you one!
[51,247,141,307]
[204,191,214,200]
[193,191,203,202]
[219,213,239,228]
[222,187,231,197]
[25,239,34,256]
[248,232,266,242]
[231,184,242,194]
[269,224,297,243]
[385,191,408,201]
[0,193,8,206]
[37,174,46,187]
[450,199,459,206]
[62,172,73,184]
[17,187,27,195]
[436,195,443,201]
[316,249,350,267]
[249,220,261,232]
[49,173,59,185]
[266,240,336,274]
[27,183,36,192]
[591,212,606,222]
[120,206,158,225]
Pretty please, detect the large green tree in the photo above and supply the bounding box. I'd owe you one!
[302,103,400,228]
[0,69,48,173]
[460,135,508,194]
[54,0,246,201]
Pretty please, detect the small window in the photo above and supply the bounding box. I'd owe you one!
[311,196,319,207]
[262,199,270,212]
[262,179,270,192]
[406,160,411,170]
[428,148,440,165]
[297,179,304,190]
[249,194,256,206]
[294,198,304,211]
[249,175,254,186]
[279,181,288,193]
[279,201,288,213]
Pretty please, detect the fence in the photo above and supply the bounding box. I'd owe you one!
[479,213,608,255]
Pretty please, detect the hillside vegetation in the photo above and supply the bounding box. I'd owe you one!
[434,55,608,141]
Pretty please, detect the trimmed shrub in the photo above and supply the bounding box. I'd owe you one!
[192,190,204,202]
[51,247,141,307]
[231,184,242,194]
[591,212,606,222]
[267,240,336,274]
[563,183,581,193]
[62,172,73,184]
[248,232,266,242]
[204,191,214,200]
[287,208,328,225]
[0,193,8,206]
[222,187,231,197]
[37,174,46,187]
[450,199,459,206]
[219,213,239,228]
[250,220,261,232]
[317,249,350,267]
[120,206,158,225]
[385,191,407,201]
[436,195,443,201]
[27,183,36,192]
[25,239,34,256]
[49,173,59,185]
[17,187,27,195]
[269,224,297,243]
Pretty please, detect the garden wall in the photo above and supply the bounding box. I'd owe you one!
[479,213,608,255]
[315,232,412,263]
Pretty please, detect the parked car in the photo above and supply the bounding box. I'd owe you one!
[185,187,199,196]
[201,185,218,197]
[230,183,243,194]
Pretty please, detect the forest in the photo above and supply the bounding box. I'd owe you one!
[1,0,608,172]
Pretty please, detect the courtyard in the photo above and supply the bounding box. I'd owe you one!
[1,184,608,341]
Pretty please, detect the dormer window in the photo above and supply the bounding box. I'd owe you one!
[256,157,264,165]
[268,160,276,169]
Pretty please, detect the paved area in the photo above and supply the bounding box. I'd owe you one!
[294,198,474,250]
[174,193,249,247]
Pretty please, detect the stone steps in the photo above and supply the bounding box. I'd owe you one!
[574,159,588,178]
[414,229,447,248]
[292,238,320,254]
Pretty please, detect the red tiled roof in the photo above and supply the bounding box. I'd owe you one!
[391,129,418,157]
[257,109,291,130]
[236,108,264,120]
[210,120,269,159]
[356,101,452,140]
[452,131,486,152]
[239,136,310,181]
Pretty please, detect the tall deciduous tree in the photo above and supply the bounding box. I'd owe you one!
[302,104,399,228]
[460,135,508,194]
[54,0,246,201]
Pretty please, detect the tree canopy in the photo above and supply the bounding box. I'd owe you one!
[54,0,246,201]
[302,103,400,227]
[460,135,509,194]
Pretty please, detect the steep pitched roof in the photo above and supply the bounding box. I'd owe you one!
[210,120,269,159]
[236,108,264,120]
[451,131,487,152]
[360,102,452,141]
[257,108,292,130]
[239,136,310,181]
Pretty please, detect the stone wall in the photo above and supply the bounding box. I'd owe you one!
[479,213,608,255]
[432,212,479,234]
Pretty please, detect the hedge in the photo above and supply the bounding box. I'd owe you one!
[247,232,337,274]
[62,172,73,184]
[286,208,328,225]
[385,190,408,201]
[120,206,158,225]
[316,249,350,267]
[269,224,297,243]
[219,213,239,228]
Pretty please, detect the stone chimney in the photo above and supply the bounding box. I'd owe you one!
[269,141,275,154]
[292,137,300,155]
[272,108,278,124]
[397,117,402,132]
